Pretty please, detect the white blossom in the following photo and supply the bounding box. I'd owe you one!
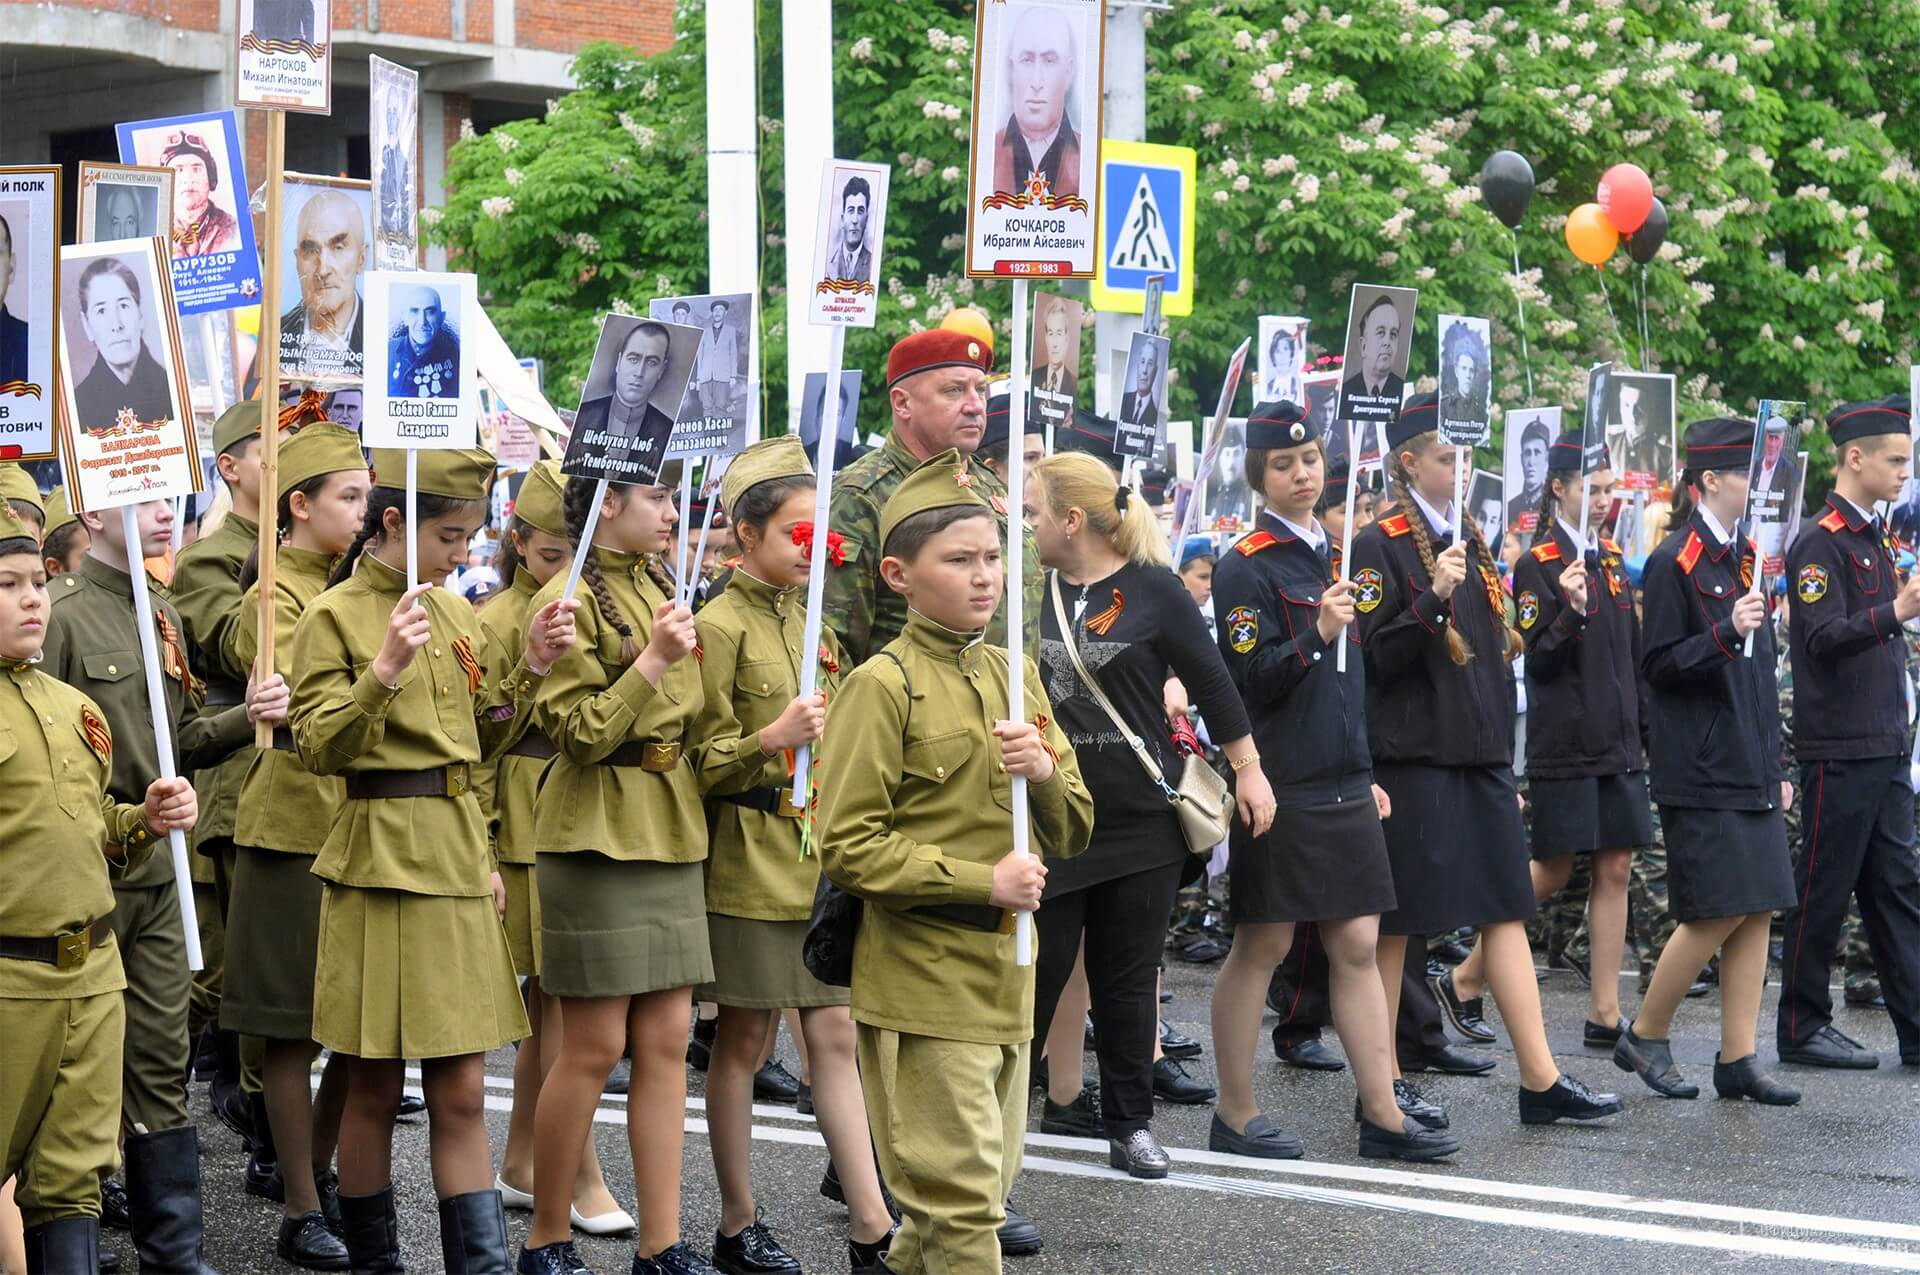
[849,36,874,62]
[617,113,657,150]
[1295,173,1321,203]
[1212,190,1229,204]
[1232,174,1251,192]
[921,100,963,122]
[1288,83,1313,108]
[504,167,524,188]
[418,206,444,228]
[940,165,960,183]
[494,131,519,153]
[481,196,514,220]
[1220,157,1241,178]
[1233,28,1254,50]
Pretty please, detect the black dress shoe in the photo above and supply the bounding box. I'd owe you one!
[245,1152,284,1202]
[315,1169,342,1231]
[688,1016,717,1073]
[1434,937,1475,966]
[635,1241,720,1274]
[518,1238,592,1275]
[1158,1019,1203,1060]
[1108,1128,1171,1179]
[101,1244,121,1273]
[1208,1112,1302,1159]
[998,1201,1043,1256]
[1582,1018,1624,1047]
[1350,1078,1448,1130]
[1159,987,1173,1005]
[819,1165,900,1223]
[396,1093,427,1118]
[212,1079,254,1144]
[795,1082,812,1115]
[1549,950,1592,986]
[191,1027,220,1085]
[1712,1053,1800,1105]
[1169,934,1229,963]
[848,1224,898,1274]
[713,1211,801,1274]
[277,1211,350,1271]
[100,1178,130,1230]
[1401,1044,1496,1076]
[1358,1115,1460,1162]
[1612,1023,1699,1098]
[1424,955,1449,982]
[605,1058,632,1096]
[1275,1035,1346,1071]
[1430,970,1496,1043]
[1039,1087,1103,1137]
[1518,1073,1624,1124]
[1779,1023,1880,1069]
[753,1059,802,1103]
[1151,1057,1216,1104]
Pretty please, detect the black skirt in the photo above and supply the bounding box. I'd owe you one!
[1528,772,1655,860]
[1231,797,1397,926]
[1658,805,1796,922]
[1374,762,1535,936]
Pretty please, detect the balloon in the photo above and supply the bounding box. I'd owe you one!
[1626,197,1668,265]
[1479,150,1534,229]
[940,306,995,356]
[1565,203,1618,266]
[1596,162,1653,234]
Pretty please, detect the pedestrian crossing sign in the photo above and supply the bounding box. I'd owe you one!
[1092,141,1196,317]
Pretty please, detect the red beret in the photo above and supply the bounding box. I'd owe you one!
[886,328,995,390]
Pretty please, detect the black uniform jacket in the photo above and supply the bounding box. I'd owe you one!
[1787,495,1911,762]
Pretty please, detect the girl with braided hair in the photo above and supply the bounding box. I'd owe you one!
[520,472,712,1275]
[1350,392,1624,1128]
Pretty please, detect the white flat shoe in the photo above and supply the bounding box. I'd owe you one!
[571,1204,636,1235]
[494,1175,535,1210]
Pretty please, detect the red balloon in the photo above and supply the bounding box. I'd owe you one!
[1597,163,1653,235]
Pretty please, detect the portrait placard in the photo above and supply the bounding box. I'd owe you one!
[236,0,333,114]
[370,57,420,272]
[1335,284,1417,424]
[1606,370,1677,492]
[965,0,1104,278]
[650,292,751,454]
[797,370,864,451]
[561,313,702,483]
[1436,314,1492,446]
[55,237,200,510]
[1898,367,1920,545]
[1199,418,1253,532]
[1466,468,1507,549]
[360,269,478,449]
[78,164,174,247]
[1745,398,1808,572]
[278,173,370,384]
[0,166,61,461]
[1581,364,1614,475]
[808,160,890,328]
[1114,330,1169,458]
[1302,369,1340,446]
[1503,406,1563,533]
[1257,315,1308,406]
[116,111,264,315]
[1030,292,1083,431]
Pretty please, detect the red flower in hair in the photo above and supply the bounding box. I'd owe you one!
[793,522,847,567]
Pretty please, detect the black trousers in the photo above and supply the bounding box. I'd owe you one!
[1777,757,1920,1056]
[1268,924,1447,1057]
[1033,860,1185,1138]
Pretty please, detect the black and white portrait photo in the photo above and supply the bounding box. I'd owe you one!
[1115,329,1169,457]
[1606,370,1676,490]
[0,169,59,461]
[651,292,750,455]
[236,0,331,113]
[1258,315,1308,406]
[1031,292,1083,428]
[562,312,702,483]
[798,369,864,453]
[279,174,369,382]
[56,240,188,437]
[1746,400,1806,564]
[1467,468,1506,548]
[370,57,420,271]
[1202,419,1253,530]
[1337,283,1417,423]
[78,165,172,247]
[360,268,479,448]
[1437,315,1492,444]
[809,160,890,327]
[1503,407,1561,532]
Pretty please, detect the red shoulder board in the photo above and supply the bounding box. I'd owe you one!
[1235,530,1278,557]
[1676,530,1704,574]
[1378,513,1412,538]
[1529,541,1562,564]
[1600,537,1623,557]
[1817,508,1847,533]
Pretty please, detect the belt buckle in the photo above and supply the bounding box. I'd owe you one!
[643,743,680,772]
[55,928,90,970]
[446,764,472,797]
[775,791,806,819]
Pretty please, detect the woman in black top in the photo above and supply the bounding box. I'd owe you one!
[1211,401,1458,1163]
[1025,452,1274,1179]
[1352,393,1622,1126]
[1618,416,1799,1103]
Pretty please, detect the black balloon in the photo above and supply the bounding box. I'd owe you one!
[1627,197,1668,264]
[1479,150,1534,229]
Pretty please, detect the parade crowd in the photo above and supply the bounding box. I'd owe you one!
[4,325,1920,1275]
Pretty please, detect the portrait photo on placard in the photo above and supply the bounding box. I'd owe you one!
[1746,398,1806,566]
[360,269,479,449]
[0,167,60,461]
[116,110,263,316]
[1201,418,1253,531]
[1467,468,1506,549]
[1257,315,1309,406]
[236,0,332,113]
[78,164,173,246]
[809,160,890,328]
[1030,293,1083,430]
[1336,284,1417,424]
[1114,330,1169,456]
[1437,315,1492,443]
[370,56,420,272]
[650,292,750,441]
[1503,405,1562,532]
[279,173,370,383]
[1605,370,1676,490]
[562,312,702,483]
[797,369,864,452]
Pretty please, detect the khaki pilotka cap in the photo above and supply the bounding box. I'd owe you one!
[276,423,369,499]
[0,464,43,522]
[41,487,77,539]
[719,434,812,521]
[877,447,998,551]
[212,400,267,455]
[512,460,567,538]
[368,448,498,502]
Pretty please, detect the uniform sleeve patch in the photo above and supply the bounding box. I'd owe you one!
[1225,605,1259,653]
[1517,590,1540,629]
[1796,563,1830,604]
[1353,568,1385,613]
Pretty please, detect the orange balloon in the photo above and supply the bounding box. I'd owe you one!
[1565,203,1618,266]
[940,306,995,356]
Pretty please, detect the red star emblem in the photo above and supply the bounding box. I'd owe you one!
[953,469,973,487]
[116,407,138,430]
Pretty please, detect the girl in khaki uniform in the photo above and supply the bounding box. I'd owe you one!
[288,448,577,1274]
[224,422,370,1270]
[478,461,629,1234]
[691,437,895,1274]
[519,474,709,1275]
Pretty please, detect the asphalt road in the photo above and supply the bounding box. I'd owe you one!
[178,964,1920,1274]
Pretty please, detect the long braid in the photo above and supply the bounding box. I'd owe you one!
[1531,481,1562,548]
[329,495,387,587]
[563,477,637,664]
[1458,500,1526,659]
[1388,457,1471,666]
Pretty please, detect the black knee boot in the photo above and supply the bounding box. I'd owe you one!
[124,1125,218,1274]
[337,1187,405,1274]
[23,1215,100,1274]
[436,1190,510,1275]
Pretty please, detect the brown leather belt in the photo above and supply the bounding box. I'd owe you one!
[344,764,473,800]
[506,732,559,760]
[203,680,245,708]
[0,920,113,969]
[716,786,806,819]
[909,903,1007,933]
[598,741,681,772]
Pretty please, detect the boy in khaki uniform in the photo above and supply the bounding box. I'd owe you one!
[818,450,1093,1275]
[0,502,198,1273]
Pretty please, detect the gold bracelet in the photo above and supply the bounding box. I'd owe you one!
[1229,753,1261,772]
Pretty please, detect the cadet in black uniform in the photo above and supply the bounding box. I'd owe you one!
[1352,393,1621,1125]
[1775,397,1920,1069]
[1619,417,1799,1103]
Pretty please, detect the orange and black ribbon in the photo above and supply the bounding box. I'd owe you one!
[155,613,204,698]
[279,389,329,431]
[1085,589,1124,636]
[80,705,112,763]
[452,636,485,697]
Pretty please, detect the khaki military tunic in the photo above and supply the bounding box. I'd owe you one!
[821,437,1042,664]
[289,551,540,1058]
[0,663,155,1226]
[474,567,544,974]
[170,512,257,865]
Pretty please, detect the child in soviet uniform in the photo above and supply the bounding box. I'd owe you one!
[817,449,1093,1275]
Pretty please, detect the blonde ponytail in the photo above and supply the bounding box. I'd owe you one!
[1031,452,1170,567]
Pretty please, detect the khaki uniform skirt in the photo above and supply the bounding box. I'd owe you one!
[698,915,850,1010]
[537,851,713,999]
[223,845,325,1040]
[311,883,529,1059]
[498,862,541,978]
